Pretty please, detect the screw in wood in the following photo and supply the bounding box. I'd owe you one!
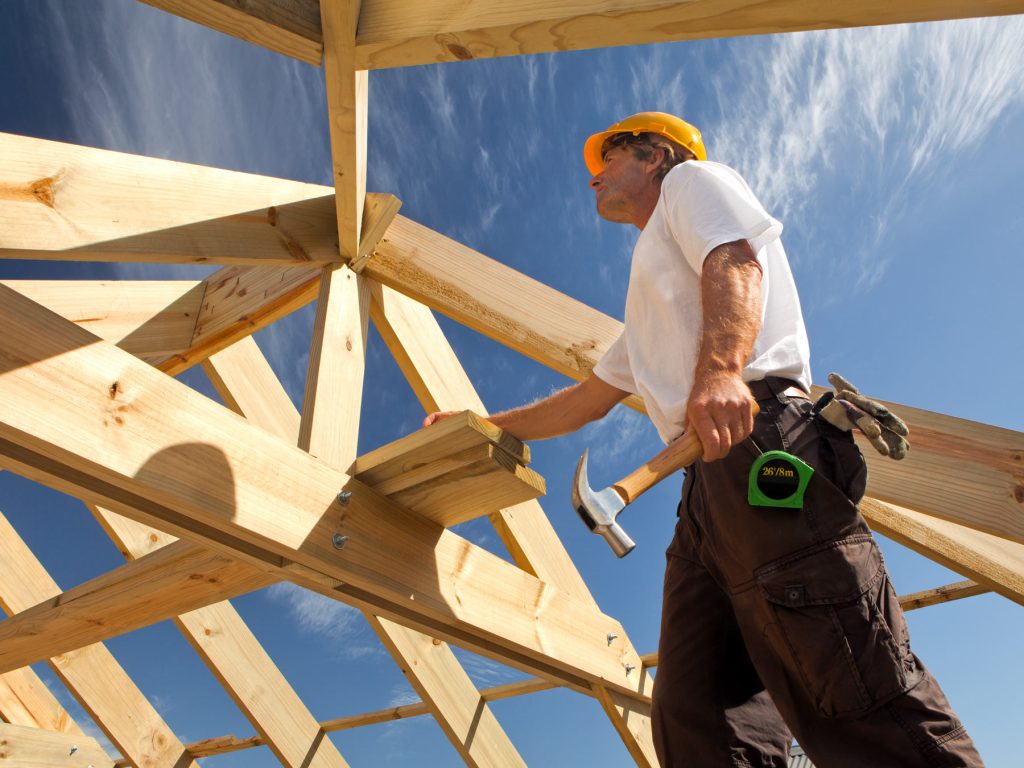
[332,533,349,550]
[337,490,352,504]
[606,633,618,646]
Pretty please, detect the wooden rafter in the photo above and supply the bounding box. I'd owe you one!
[0,513,199,768]
[138,0,1024,71]
[0,667,83,735]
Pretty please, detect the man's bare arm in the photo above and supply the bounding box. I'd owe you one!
[423,374,629,441]
[687,239,763,460]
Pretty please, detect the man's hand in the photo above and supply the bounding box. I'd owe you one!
[685,370,756,461]
[423,411,458,428]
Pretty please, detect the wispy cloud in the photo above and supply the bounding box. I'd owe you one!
[450,647,526,689]
[705,18,1024,289]
[264,582,378,660]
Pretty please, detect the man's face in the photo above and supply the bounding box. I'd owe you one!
[589,145,655,225]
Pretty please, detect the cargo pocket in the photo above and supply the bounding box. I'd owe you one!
[755,535,919,718]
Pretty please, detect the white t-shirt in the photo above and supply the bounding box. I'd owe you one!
[593,161,812,444]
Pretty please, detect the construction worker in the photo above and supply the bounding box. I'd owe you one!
[424,112,982,767]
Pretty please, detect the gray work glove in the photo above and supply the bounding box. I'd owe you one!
[818,372,910,459]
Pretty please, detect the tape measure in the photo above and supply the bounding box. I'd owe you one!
[747,450,814,509]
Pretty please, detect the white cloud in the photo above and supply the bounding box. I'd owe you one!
[264,582,365,648]
[705,18,1024,289]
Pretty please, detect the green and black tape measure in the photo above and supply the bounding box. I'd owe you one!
[747,450,814,509]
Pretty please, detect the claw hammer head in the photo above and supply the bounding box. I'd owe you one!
[572,449,636,557]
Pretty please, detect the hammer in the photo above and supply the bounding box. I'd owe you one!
[572,403,759,557]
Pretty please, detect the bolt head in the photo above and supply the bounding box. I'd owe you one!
[337,490,353,504]
[332,533,349,550]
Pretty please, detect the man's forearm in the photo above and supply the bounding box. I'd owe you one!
[488,375,628,441]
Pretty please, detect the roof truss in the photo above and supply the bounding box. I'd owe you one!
[1,0,1021,764]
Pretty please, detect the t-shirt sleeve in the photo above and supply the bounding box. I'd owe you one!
[662,164,783,273]
[592,332,636,393]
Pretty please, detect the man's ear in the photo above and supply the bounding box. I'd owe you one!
[643,146,667,178]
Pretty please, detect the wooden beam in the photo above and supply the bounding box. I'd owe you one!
[0,513,199,768]
[0,133,341,266]
[320,0,367,262]
[0,723,113,768]
[202,337,301,443]
[353,0,1024,70]
[0,286,643,698]
[368,616,527,767]
[896,580,987,612]
[0,668,84,735]
[2,280,204,358]
[298,265,371,468]
[862,498,1024,607]
[0,536,272,675]
[139,0,323,65]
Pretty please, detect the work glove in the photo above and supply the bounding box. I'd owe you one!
[817,372,910,459]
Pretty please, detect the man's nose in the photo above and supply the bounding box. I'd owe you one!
[589,175,602,189]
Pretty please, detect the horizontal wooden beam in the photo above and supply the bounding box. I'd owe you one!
[0,723,114,768]
[143,0,1024,71]
[0,285,643,698]
[862,498,1024,607]
[0,132,340,266]
[896,579,987,612]
[140,0,323,65]
[353,0,1024,70]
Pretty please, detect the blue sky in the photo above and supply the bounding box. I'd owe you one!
[2,1,1023,765]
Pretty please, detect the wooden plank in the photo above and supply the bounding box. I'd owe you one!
[0,286,644,698]
[298,265,371,468]
[202,337,301,444]
[2,281,203,358]
[139,0,323,65]
[354,410,529,485]
[862,498,1024,607]
[595,673,658,768]
[320,0,367,262]
[385,449,545,528]
[152,193,399,376]
[353,0,1024,69]
[0,723,113,768]
[0,514,199,768]
[897,580,987,612]
[368,616,527,767]
[0,133,340,266]
[0,668,83,735]
[0,536,271,675]
[840,388,1024,545]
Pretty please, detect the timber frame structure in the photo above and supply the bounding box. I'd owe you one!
[1,2,1023,766]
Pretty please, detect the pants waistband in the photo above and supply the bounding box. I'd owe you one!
[748,376,809,402]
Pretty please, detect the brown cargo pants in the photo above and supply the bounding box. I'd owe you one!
[651,378,983,768]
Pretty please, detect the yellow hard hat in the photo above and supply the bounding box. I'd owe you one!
[583,111,706,175]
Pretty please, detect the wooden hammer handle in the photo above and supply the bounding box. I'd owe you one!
[611,402,760,505]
